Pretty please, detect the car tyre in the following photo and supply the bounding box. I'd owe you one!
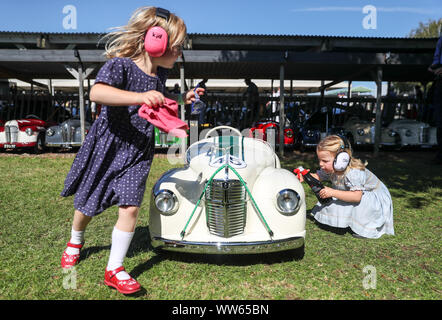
[286,244,305,260]
[33,133,45,154]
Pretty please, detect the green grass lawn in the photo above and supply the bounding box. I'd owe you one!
[0,149,440,300]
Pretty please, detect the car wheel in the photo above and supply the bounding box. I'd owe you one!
[286,244,305,260]
[299,140,306,153]
[33,133,45,154]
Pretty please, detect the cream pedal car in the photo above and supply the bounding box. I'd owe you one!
[149,126,306,256]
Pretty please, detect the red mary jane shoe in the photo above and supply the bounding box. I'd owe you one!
[104,266,141,294]
[61,242,84,269]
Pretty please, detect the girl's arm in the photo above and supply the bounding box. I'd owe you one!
[90,83,165,107]
[319,187,363,203]
[164,88,205,104]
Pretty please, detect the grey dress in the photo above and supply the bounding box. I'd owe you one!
[312,168,394,239]
[61,57,167,216]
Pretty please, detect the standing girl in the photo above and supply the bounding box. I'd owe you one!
[60,7,203,294]
[299,135,394,239]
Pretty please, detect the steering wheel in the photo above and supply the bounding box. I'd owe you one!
[204,126,242,139]
[25,114,41,120]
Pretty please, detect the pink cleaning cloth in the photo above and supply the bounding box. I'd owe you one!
[138,97,189,138]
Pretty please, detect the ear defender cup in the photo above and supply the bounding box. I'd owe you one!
[333,151,351,171]
[144,7,170,57]
[144,26,168,57]
[333,136,351,171]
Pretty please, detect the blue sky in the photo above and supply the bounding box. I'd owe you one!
[0,0,440,37]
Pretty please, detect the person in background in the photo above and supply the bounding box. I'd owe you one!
[243,78,259,126]
[428,34,442,165]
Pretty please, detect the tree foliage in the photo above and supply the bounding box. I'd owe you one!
[392,19,441,94]
[409,18,442,38]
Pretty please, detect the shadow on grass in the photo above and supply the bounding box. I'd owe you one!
[307,209,354,236]
[128,225,305,279]
[79,245,110,262]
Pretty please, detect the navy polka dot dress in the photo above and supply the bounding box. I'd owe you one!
[61,57,168,217]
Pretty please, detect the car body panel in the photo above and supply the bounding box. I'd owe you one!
[387,119,437,147]
[343,116,397,146]
[295,109,347,150]
[0,117,55,150]
[154,126,183,149]
[250,121,295,148]
[45,118,91,148]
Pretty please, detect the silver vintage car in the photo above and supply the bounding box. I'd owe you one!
[343,116,398,147]
[45,118,91,149]
[387,119,437,148]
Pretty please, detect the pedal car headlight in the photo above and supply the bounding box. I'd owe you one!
[285,129,294,138]
[47,128,55,136]
[276,189,300,215]
[154,190,178,215]
[25,128,33,136]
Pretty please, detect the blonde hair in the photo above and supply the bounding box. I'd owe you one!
[317,135,366,172]
[102,6,187,59]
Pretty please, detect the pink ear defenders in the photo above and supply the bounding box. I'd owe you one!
[144,7,170,57]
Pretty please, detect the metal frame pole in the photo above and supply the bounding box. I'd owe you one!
[373,66,383,157]
[279,63,285,156]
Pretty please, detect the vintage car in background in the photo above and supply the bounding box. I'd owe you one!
[295,108,346,151]
[149,126,306,256]
[343,116,398,147]
[154,126,183,149]
[386,119,437,148]
[0,115,55,153]
[45,118,91,149]
[249,120,295,149]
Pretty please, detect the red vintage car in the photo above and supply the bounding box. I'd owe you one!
[249,120,295,149]
[0,115,56,153]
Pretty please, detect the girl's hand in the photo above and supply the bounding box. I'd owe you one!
[298,174,304,183]
[319,186,334,199]
[140,90,165,107]
[184,87,205,104]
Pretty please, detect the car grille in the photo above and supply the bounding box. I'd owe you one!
[5,125,18,143]
[420,127,429,143]
[61,123,76,142]
[205,179,247,238]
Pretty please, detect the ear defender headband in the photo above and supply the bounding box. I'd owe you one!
[333,135,351,172]
[144,7,170,57]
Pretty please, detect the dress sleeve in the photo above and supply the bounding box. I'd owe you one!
[316,169,330,182]
[94,57,126,89]
[344,169,366,191]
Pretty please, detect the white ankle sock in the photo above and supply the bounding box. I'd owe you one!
[106,227,135,280]
[65,228,85,255]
